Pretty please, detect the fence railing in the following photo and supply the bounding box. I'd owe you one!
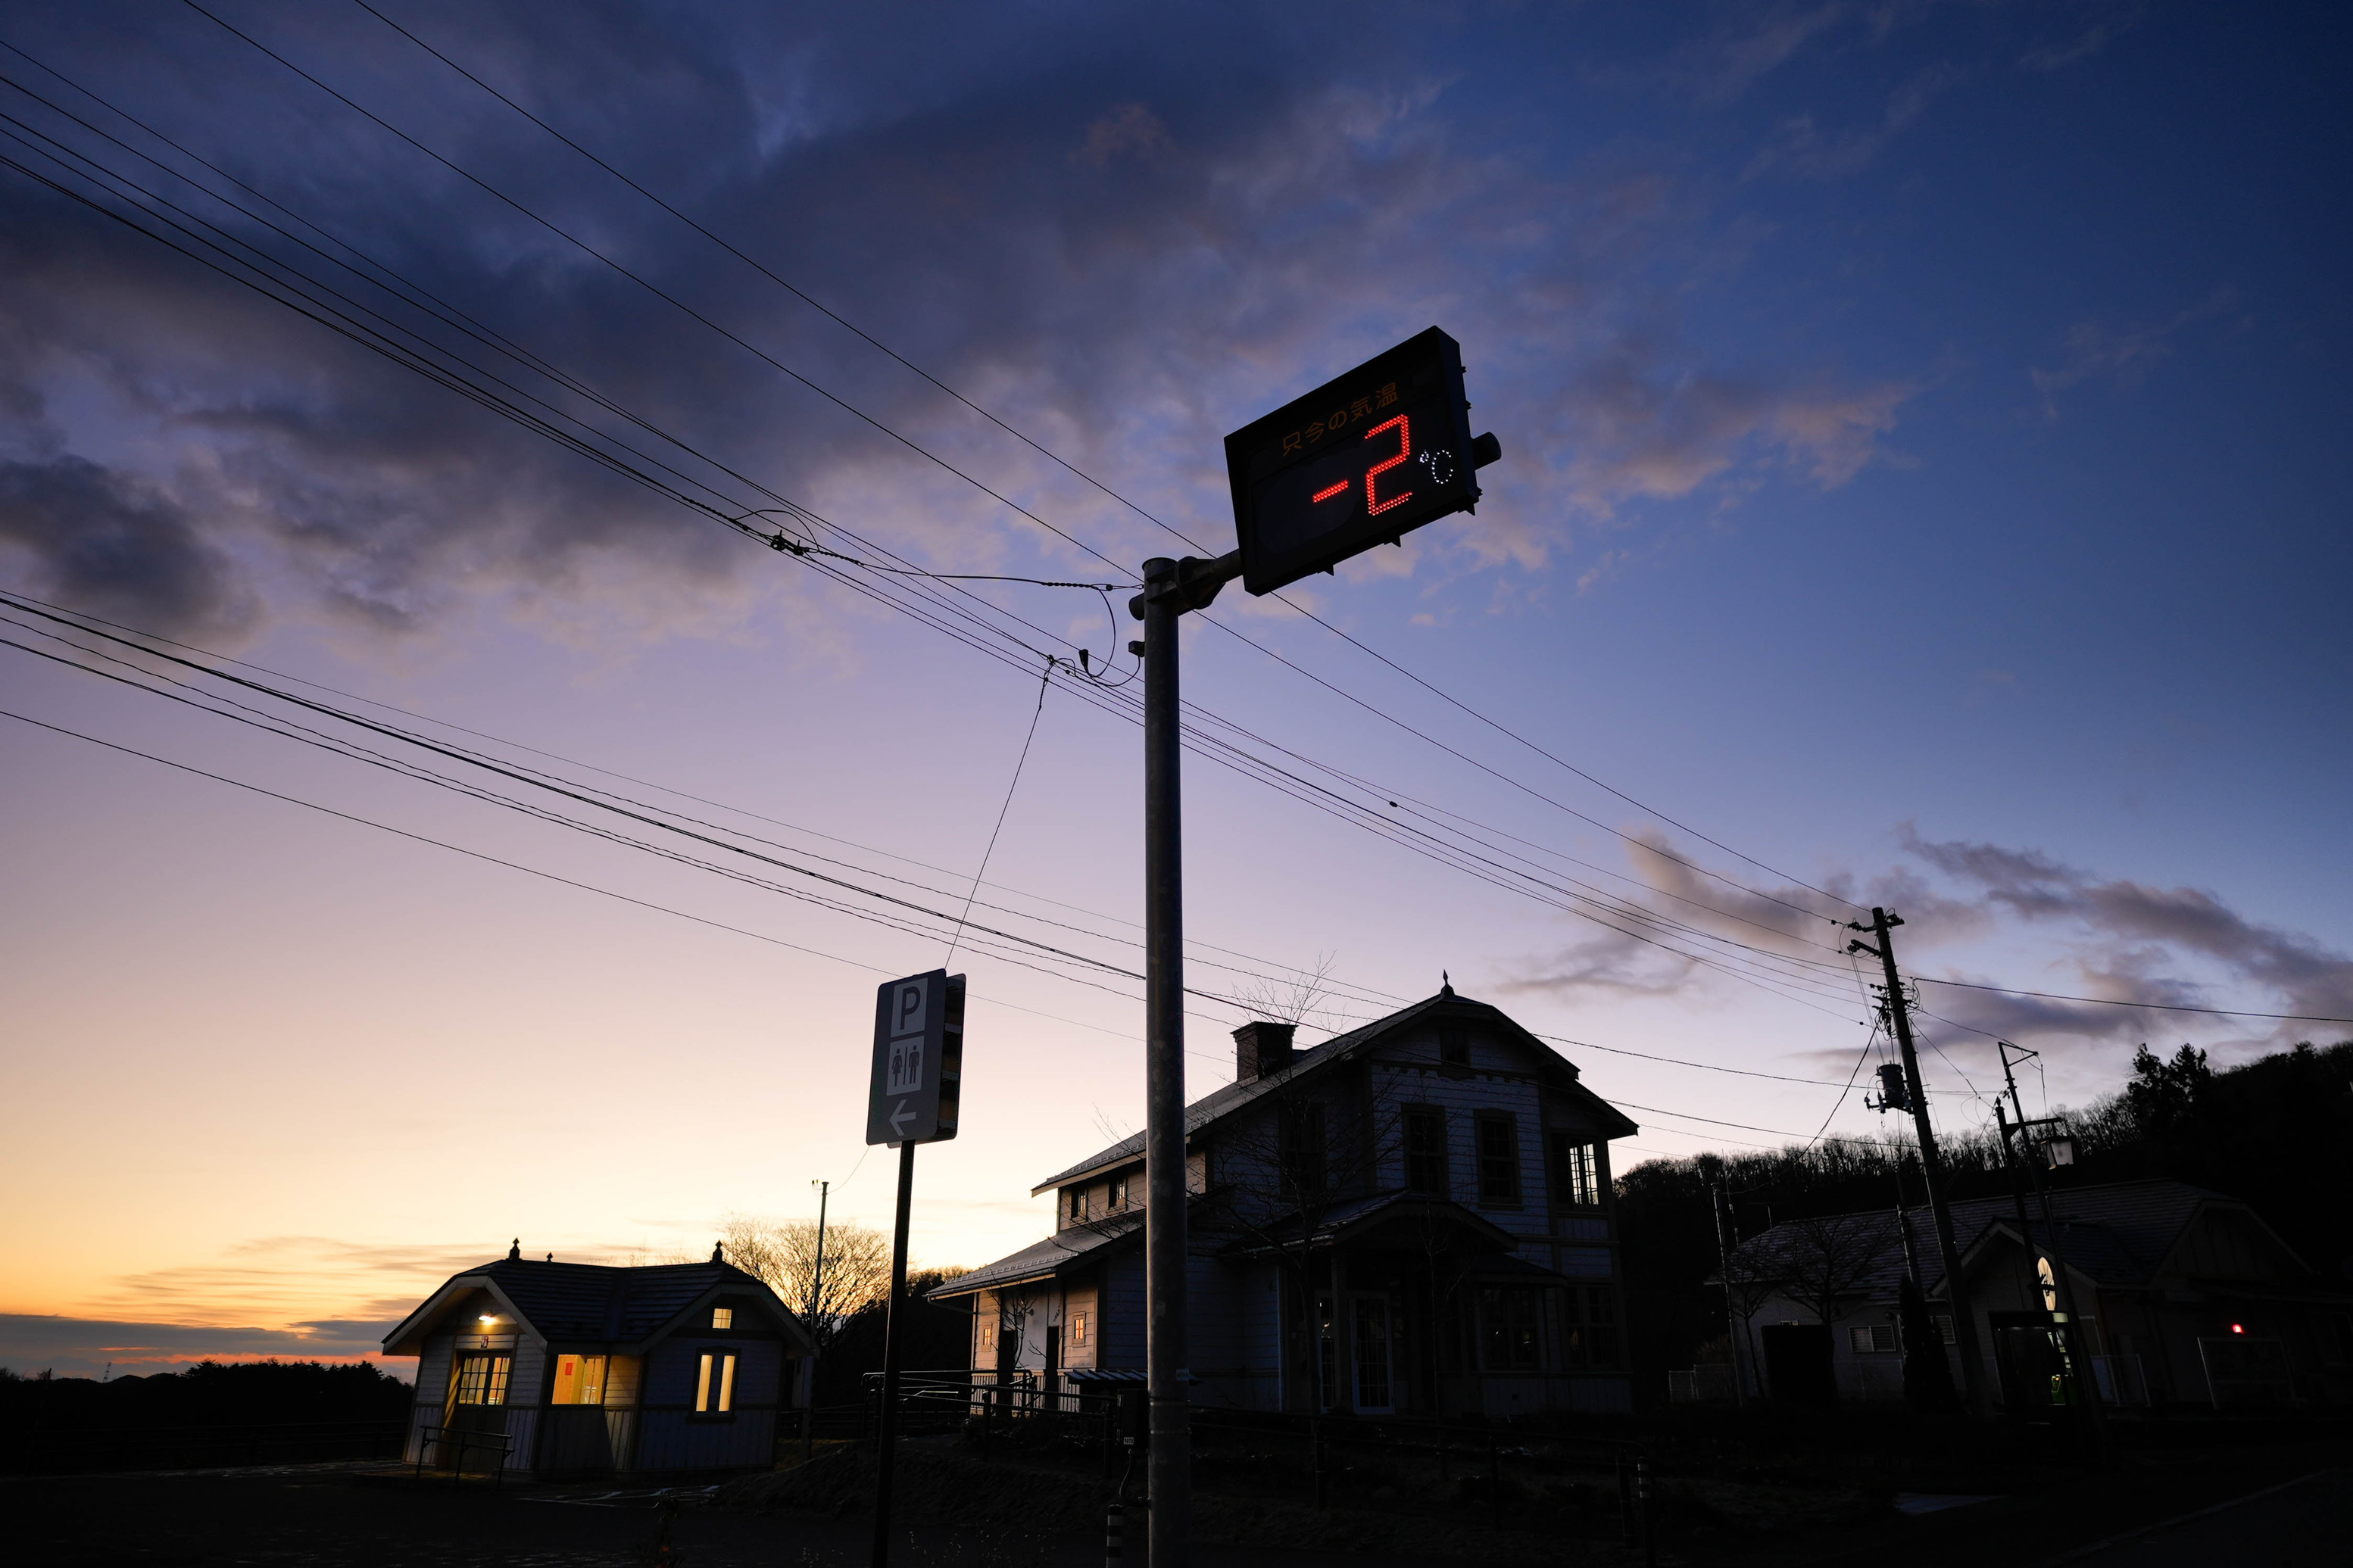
[413,1423,513,1489]
[844,1370,1657,1549]
[0,1418,408,1475]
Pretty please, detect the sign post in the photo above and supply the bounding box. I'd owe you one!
[866,968,963,1568]
[1130,328,1498,1568]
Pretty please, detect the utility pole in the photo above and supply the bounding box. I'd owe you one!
[804,1178,829,1461]
[1847,908,1990,1417]
[1699,1162,1748,1407]
[1135,553,1238,1568]
[1995,1044,2111,1461]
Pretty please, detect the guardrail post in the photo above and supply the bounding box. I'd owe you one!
[1105,1498,1124,1566]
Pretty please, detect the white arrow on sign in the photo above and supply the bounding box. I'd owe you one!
[889,1100,917,1137]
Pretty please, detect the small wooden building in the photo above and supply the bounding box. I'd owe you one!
[382,1243,813,1476]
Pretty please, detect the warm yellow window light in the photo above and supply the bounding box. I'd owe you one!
[696,1351,738,1414]
[551,1354,608,1406]
[712,1308,733,1330]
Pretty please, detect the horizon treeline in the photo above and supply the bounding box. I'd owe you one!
[0,1358,413,1429]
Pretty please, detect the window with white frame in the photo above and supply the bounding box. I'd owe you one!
[1549,1133,1599,1208]
[1849,1323,1899,1354]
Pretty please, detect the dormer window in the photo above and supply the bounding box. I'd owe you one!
[711,1308,733,1330]
[1440,1027,1470,1069]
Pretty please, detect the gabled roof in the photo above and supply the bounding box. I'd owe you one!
[1032,990,1639,1195]
[382,1256,813,1357]
[1719,1179,2273,1304]
[925,1211,1146,1300]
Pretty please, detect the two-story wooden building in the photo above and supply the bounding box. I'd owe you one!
[382,1245,814,1476]
[931,987,1640,1417]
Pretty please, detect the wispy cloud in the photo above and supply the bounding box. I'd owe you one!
[2029,287,2242,419]
[1743,63,1960,182]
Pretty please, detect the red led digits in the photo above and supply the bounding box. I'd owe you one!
[1312,479,1350,503]
[1364,415,1412,516]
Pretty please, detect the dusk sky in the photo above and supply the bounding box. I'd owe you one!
[2,2,2347,1380]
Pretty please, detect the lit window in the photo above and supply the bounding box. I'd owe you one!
[452,1354,510,1406]
[696,1351,738,1414]
[1475,1113,1521,1205]
[1849,1324,1899,1354]
[712,1308,733,1330]
[980,1323,995,1349]
[1549,1134,1599,1208]
[1071,1313,1088,1346]
[551,1354,607,1405]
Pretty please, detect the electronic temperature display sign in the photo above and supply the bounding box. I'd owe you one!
[1225,327,1478,596]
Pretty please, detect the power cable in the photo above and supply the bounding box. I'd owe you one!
[348,0,1859,918]
[0,71,1880,1015]
[3,591,1871,1090]
[0,703,1256,1072]
[944,660,1053,968]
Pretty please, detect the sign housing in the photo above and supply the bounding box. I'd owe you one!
[866,969,964,1146]
[1225,327,1484,596]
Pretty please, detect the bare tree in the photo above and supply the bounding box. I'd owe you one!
[1231,953,1343,1035]
[1770,1212,1896,1326]
[717,1213,892,1350]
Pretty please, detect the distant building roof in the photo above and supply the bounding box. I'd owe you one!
[927,1211,1146,1300]
[1720,1178,2273,1303]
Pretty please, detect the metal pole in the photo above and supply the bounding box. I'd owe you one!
[1709,1178,1747,1407]
[869,1141,917,1567]
[1140,556,1192,1568]
[805,1178,829,1461]
[1858,908,1991,1417]
[1997,1049,2111,1460]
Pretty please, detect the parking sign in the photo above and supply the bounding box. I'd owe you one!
[867,970,964,1145]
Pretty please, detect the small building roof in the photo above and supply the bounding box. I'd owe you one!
[1031,990,1638,1195]
[382,1254,813,1358]
[926,1211,1146,1301]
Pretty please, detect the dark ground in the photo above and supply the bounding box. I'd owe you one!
[8,1422,2347,1566]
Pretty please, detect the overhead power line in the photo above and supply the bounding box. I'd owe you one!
[2,590,1874,1091]
[0,50,1874,1015]
[318,0,1858,920]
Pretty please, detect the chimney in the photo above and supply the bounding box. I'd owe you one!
[1233,1020,1297,1082]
